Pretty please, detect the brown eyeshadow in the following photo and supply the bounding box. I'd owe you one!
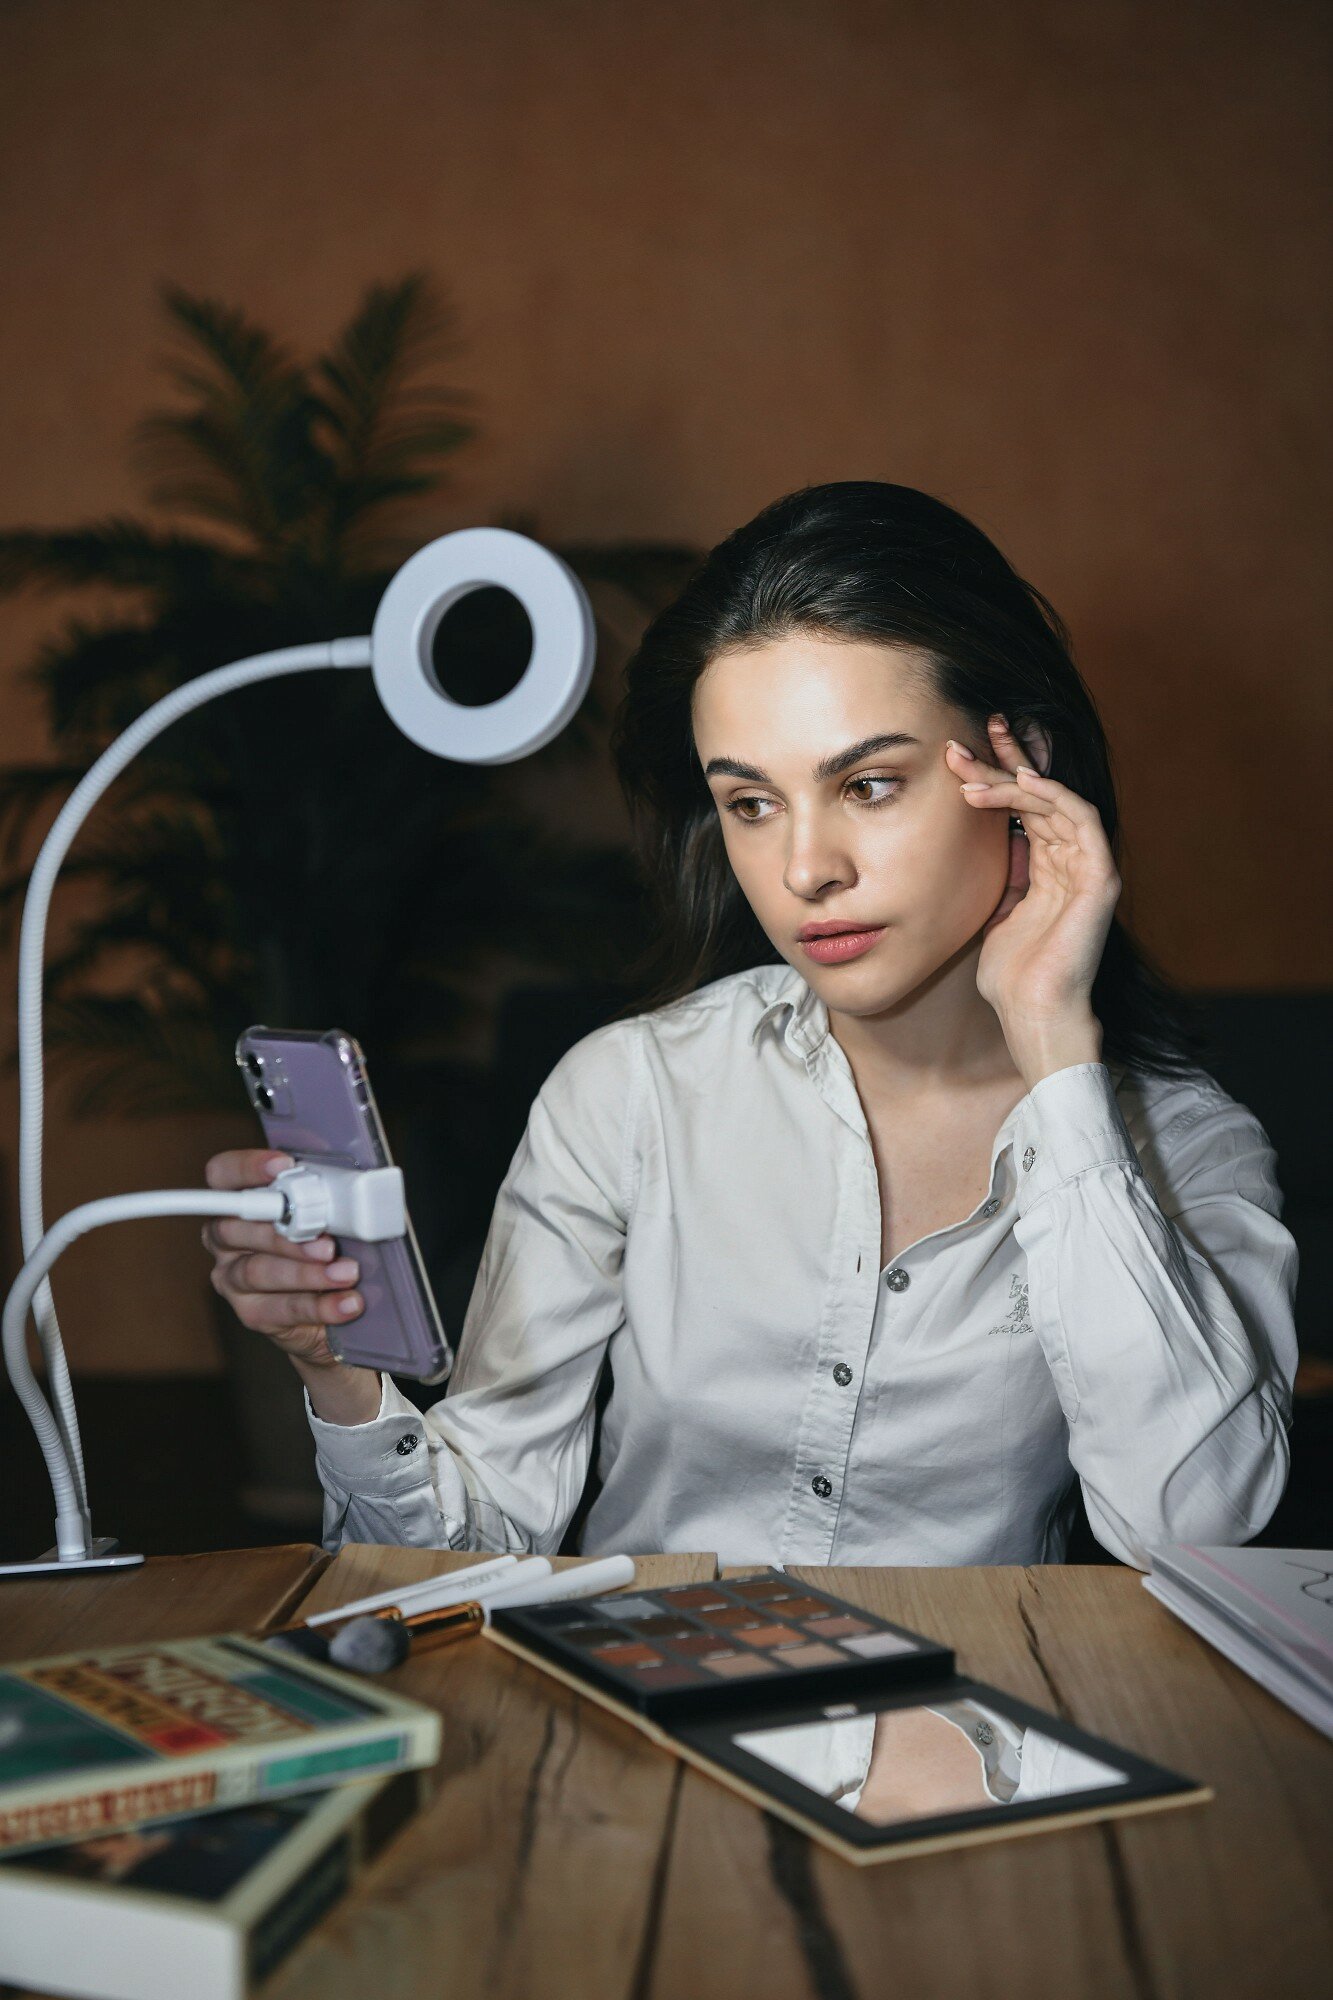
[669,1633,725,1657]
[728,1579,793,1601]
[698,1606,761,1629]
[736,1623,798,1648]
[635,1617,695,1637]
[774,1596,832,1617]
[805,1615,872,1639]
[593,1642,660,1667]
[631,1663,703,1689]
[668,1588,728,1609]
[770,1642,843,1668]
[703,1652,778,1679]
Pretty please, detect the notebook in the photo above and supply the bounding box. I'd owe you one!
[1145,1544,1333,1739]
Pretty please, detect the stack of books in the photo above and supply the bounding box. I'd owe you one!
[0,1629,441,2000]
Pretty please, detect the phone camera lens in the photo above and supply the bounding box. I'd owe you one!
[255,1084,274,1111]
[245,1053,264,1078]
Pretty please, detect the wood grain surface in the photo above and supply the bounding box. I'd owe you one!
[0,1543,327,1664]
[3,1550,1329,2000]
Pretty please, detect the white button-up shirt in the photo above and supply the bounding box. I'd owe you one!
[307,961,1298,1569]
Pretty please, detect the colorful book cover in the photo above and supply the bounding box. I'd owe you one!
[0,1634,440,1856]
[0,1769,428,2000]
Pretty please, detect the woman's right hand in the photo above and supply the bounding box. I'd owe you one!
[200,1148,366,1368]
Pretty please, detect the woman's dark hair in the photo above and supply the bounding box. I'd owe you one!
[607,480,1198,1077]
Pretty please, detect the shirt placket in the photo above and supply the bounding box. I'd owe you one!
[776,1019,885,1561]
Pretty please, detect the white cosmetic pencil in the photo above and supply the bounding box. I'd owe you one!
[327,1555,640,1673]
[303,1553,531,1626]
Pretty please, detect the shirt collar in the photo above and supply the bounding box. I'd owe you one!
[748,962,828,1057]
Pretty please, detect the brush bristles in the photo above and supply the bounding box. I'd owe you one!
[329,1615,412,1674]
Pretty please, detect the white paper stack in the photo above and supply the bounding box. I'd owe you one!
[1144,1544,1333,1740]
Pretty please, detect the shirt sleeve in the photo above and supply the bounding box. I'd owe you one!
[305,1017,642,1556]
[1011,1062,1299,1570]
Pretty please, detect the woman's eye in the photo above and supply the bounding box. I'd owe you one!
[845,776,900,806]
[724,775,901,822]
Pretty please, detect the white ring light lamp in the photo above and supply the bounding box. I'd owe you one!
[3,528,596,1575]
[373,527,596,762]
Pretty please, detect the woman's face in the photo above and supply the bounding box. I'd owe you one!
[692,633,1012,1017]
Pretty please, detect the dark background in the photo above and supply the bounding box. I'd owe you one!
[0,1,1328,1560]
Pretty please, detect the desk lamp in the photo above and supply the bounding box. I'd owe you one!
[2,528,596,1576]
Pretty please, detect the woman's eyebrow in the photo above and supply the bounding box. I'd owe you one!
[703,732,921,784]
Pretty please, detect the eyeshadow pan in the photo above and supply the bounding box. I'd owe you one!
[772,1596,830,1617]
[560,1624,617,1646]
[601,1596,661,1619]
[631,1664,702,1689]
[804,1615,871,1639]
[635,1617,696,1638]
[594,1642,660,1667]
[842,1632,918,1659]
[698,1606,762,1629]
[736,1624,796,1649]
[770,1642,843,1668]
[702,1653,778,1679]
[669,1633,726,1658]
[728,1579,794,1602]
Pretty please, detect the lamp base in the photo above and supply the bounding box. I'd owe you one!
[0,1537,145,1577]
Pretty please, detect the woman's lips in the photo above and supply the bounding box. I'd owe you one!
[800,927,886,964]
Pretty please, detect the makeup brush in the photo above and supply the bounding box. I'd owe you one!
[327,1554,639,1675]
[258,1555,555,1663]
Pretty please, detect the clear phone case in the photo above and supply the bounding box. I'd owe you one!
[235,1026,452,1384]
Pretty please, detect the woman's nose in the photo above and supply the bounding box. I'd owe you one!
[783,808,854,898]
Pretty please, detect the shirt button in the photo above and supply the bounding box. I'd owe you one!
[885,1267,910,1292]
[811,1474,833,1499]
[395,1433,420,1456]
[832,1362,853,1386]
[974,1720,995,1745]
[981,1198,1001,1218]
[1022,1146,1036,1172]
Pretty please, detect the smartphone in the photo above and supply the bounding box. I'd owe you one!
[235,1026,452,1384]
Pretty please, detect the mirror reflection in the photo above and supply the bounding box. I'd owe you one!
[732,1698,1129,1825]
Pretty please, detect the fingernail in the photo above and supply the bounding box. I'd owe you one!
[328,1258,359,1283]
[338,1294,363,1316]
[304,1238,335,1261]
[947,739,975,759]
[961,782,991,793]
[1016,766,1038,779]
[266,1154,295,1177]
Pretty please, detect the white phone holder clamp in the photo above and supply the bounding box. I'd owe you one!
[271,1164,407,1244]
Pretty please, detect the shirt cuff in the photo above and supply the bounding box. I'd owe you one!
[1012,1062,1140,1213]
[304,1374,434,1497]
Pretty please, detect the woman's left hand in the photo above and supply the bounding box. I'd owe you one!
[944,715,1121,1088]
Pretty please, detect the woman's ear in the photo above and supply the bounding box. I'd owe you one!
[1013,719,1053,774]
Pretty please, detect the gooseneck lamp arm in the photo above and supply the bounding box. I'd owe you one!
[16,639,371,1569]
[5,528,596,1575]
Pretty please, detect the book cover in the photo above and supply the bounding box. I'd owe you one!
[0,1633,441,1857]
[1145,1544,1333,1738]
[0,1767,428,2000]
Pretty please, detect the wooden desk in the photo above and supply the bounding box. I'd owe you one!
[3,1551,1330,1999]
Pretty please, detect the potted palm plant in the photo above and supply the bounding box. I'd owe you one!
[0,273,696,1529]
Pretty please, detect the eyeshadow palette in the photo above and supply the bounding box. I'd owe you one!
[487,1568,953,1720]
[483,1568,1210,1868]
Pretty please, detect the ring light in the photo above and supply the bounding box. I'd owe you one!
[371,526,596,762]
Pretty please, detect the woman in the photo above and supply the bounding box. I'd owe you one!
[202,482,1298,1569]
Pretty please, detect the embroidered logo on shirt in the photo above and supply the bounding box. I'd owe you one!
[988,1276,1032,1339]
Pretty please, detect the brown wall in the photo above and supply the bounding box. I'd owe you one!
[0,0,1328,1371]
